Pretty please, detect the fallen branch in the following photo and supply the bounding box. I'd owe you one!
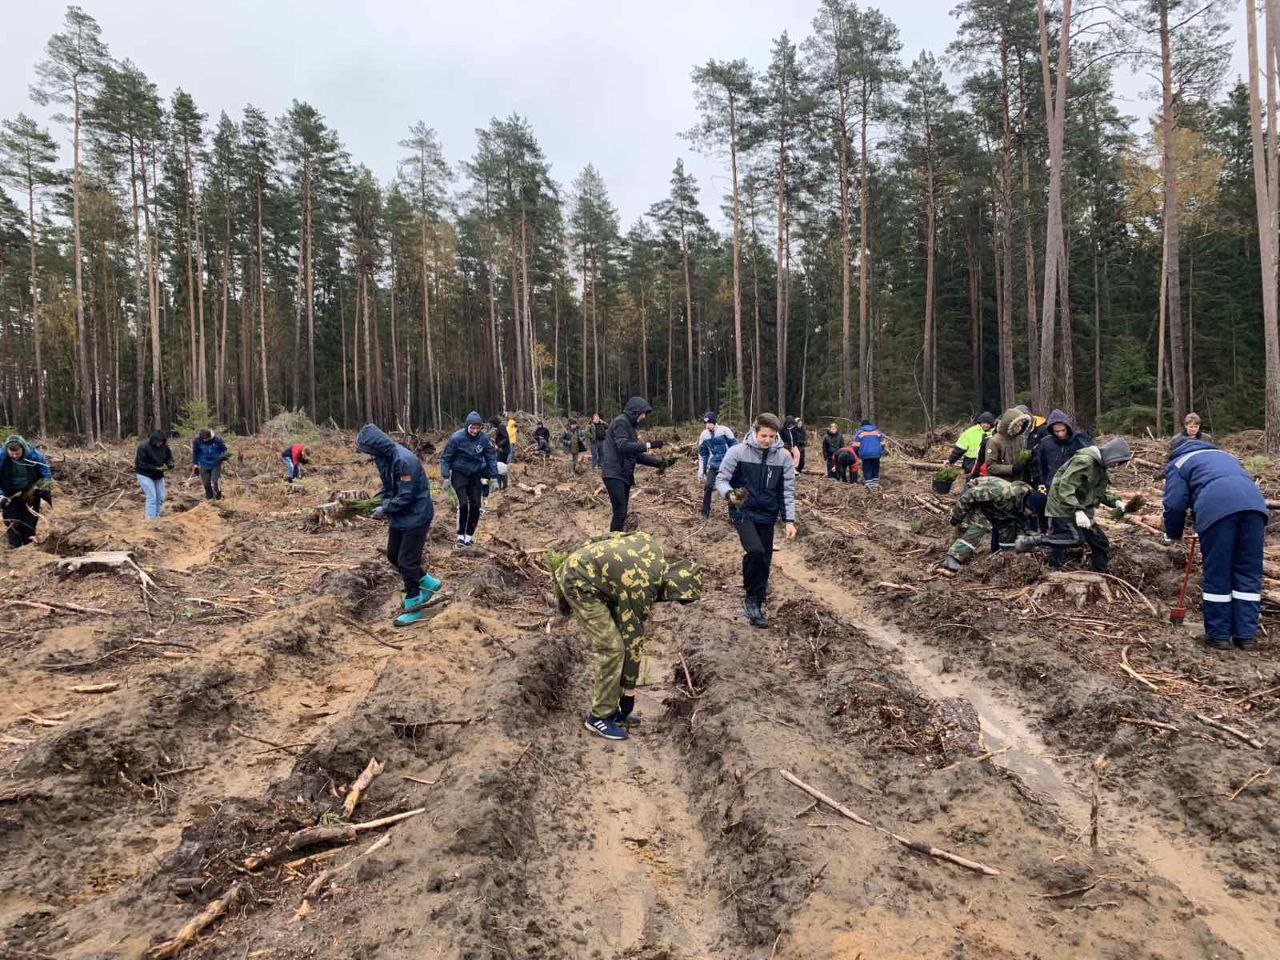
[1089,756,1108,849]
[244,806,425,871]
[940,744,1011,771]
[70,682,120,694]
[5,598,109,616]
[294,834,391,920]
[336,614,402,651]
[1119,716,1179,733]
[1226,766,1273,801]
[341,758,384,819]
[1195,713,1265,750]
[780,769,1000,877]
[1119,646,1159,692]
[147,880,246,959]
[229,724,308,756]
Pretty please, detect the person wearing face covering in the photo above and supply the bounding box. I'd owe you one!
[553,532,703,742]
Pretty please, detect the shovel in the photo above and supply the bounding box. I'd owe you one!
[1170,535,1198,625]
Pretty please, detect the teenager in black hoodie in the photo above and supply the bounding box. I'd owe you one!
[600,397,665,531]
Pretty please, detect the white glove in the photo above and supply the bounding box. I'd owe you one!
[1075,510,1092,529]
[1117,499,1133,513]
[481,478,490,488]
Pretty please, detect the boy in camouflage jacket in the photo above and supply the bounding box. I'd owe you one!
[942,477,1031,572]
[554,531,702,741]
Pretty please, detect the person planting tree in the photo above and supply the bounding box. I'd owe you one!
[940,477,1031,572]
[356,423,441,627]
[0,435,53,548]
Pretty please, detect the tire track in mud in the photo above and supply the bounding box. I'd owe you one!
[771,544,1278,958]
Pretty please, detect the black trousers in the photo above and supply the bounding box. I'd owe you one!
[604,477,631,532]
[1044,517,1110,571]
[701,473,717,517]
[387,524,428,595]
[735,517,776,603]
[4,497,39,548]
[452,473,483,536]
[835,453,858,483]
[199,463,222,499]
[796,446,806,472]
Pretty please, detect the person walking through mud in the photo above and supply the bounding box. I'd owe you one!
[282,442,309,482]
[697,411,735,518]
[356,424,441,627]
[0,435,53,548]
[601,396,666,532]
[552,531,703,741]
[135,430,173,520]
[191,428,230,500]
[439,411,499,547]
[715,412,797,628]
[1163,435,1269,651]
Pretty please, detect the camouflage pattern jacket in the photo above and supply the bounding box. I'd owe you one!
[950,476,1030,527]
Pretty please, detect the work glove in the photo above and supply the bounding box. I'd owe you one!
[1037,485,1047,495]
[371,506,386,520]
[481,478,490,488]
[649,439,666,449]
[0,495,9,508]
[219,452,233,461]
[40,488,52,507]
[1074,510,1092,529]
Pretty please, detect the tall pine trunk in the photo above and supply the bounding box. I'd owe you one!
[1247,0,1280,450]
[1159,1,1188,426]
[71,75,93,439]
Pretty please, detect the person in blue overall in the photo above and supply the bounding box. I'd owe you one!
[697,411,736,518]
[852,420,884,486]
[1163,436,1269,651]
[356,423,441,627]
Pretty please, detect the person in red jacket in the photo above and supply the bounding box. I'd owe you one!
[833,443,860,484]
[282,443,309,482]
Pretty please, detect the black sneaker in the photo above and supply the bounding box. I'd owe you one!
[583,714,628,740]
[1205,637,1234,651]
[743,598,769,628]
[1234,637,1258,651]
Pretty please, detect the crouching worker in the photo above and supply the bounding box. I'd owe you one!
[282,442,309,482]
[833,442,860,483]
[1163,436,1269,651]
[1016,437,1136,572]
[1,435,53,547]
[941,477,1030,572]
[553,532,703,741]
[356,424,442,627]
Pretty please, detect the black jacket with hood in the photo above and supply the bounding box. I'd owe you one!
[1032,408,1089,488]
[602,396,662,485]
[135,431,174,480]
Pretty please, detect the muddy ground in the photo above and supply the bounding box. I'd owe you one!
[1,427,1277,959]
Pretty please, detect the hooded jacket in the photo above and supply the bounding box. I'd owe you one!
[440,412,499,480]
[1046,439,1131,519]
[0,435,51,498]
[1,435,52,486]
[822,427,844,462]
[698,424,736,479]
[135,431,174,481]
[357,423,433,530]
[1163,437,1268,539]
[716,429,797,524]
[554,532,703,645]
[949,415,993,465]
[192,434,229,470]
[950,477,1031,528]
[602,397,662,485]
[1032,409,1088,488]
[491,422,512,461]
[980,407,1033,479]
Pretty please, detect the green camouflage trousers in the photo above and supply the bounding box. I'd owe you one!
[563,588,643,719]
[947,514,1022,564]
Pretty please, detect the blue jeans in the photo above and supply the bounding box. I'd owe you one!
[282,455,301,480]
[137,474,165,519]
[1200,511,1267,641]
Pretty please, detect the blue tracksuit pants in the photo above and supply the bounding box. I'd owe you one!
[1199,510,1266,641]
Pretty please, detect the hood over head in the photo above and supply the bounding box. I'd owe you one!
[1008,481,1032,502]
[996,407,1033,438]
[149,429,168,445]
[1045,408,1074,431]
[356,423,397,458]
[4,434,28,453]
[1014,404,1032,417]
[624,396,653,420]
[659,557,704,605]
[1098,436,1133,468]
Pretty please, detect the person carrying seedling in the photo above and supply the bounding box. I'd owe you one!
[191,428,230,500]
[356,423,441,627]
[551,531,703,741]
[1163,435,1268,651]
[0,435,53,548]
[282,442,309,482]
[1015,437,1137,572]
[834,441,860,483]
[440,411,499,547]
[716,412,798,628]
[851,419,884,486]
[135,430,174,520]
[940,477,1031,572]
[822,422,844,478]
[601,396,666,532]
[697,411,736,518]
[947,412,995,475]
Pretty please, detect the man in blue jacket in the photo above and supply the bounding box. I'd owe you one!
[1,435,53,548]
[716,412,798,628]
[697,411,735,518]
[191,428,230,500]
[1163,436,1269,651]
[439,411,499,547]
[852,420,884,486]
[356,423,441,627]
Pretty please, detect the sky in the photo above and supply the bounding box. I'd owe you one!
[0,0,1253,227]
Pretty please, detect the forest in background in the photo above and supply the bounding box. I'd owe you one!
[2,1,1280,444]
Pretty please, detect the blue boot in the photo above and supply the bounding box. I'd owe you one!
[395,592,428,628]
[419,572,442,598]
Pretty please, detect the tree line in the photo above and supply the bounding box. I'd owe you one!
[2,2,1278,446]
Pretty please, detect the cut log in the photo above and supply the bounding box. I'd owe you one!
[341,758,383,819]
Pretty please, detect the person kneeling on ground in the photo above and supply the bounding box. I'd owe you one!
[1163,435,1269,651]
[136,430,174,520]
[192,428,230,500]
[0,435,53,548]
[553,531,703,741]
[698,411,736,518]
[1015,437,1136,572]
[716,412,797,628]
[356,423,441,627]
[282,442,309,482]
[440,411,499,547]
[941,477,1031,572]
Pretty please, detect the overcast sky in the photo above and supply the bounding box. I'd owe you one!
[1,0,1252,227]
